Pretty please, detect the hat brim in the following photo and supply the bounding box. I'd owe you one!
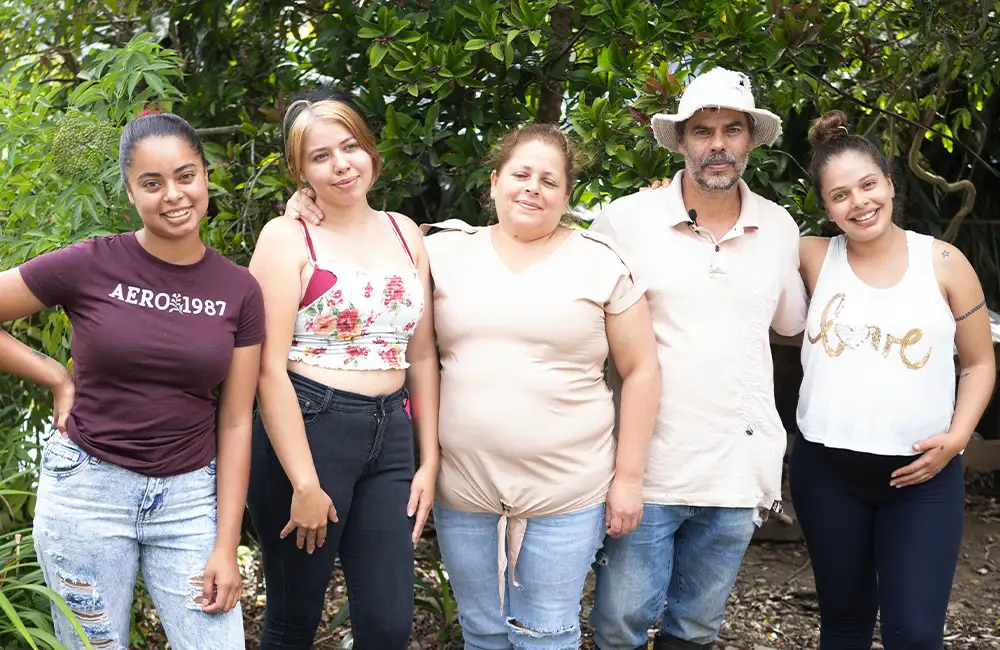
[651,106,783,152]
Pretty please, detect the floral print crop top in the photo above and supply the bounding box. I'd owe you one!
[288,214,425,370]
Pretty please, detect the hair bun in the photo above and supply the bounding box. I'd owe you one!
[808,110,851,149]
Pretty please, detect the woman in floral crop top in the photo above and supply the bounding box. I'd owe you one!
[246,90,439,650]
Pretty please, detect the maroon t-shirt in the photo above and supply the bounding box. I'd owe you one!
[19,233,266,477]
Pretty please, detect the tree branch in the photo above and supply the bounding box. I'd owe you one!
[243,158,281,216]
[88,17,144,26]
[230,156,282,241]
[908,129,976,243]
[195,125,243,137]
[770,148,811,178]
[1,48,56,62]
[536,5,573,124]
[862,65,922,139]
[543,16,591,67]
[907,81,977,243]
[859,0,893,35]
[792,63,1000,180]
[170,18,188,74]
[60,48,81,76]
[2,45,79,75]
[964,0,990,41]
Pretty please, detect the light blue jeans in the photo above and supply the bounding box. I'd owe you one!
[32,435,244,650]
[434,501,606,650]
[590,505,757,650]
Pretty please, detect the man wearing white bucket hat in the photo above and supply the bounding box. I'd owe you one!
[587,67,807,650]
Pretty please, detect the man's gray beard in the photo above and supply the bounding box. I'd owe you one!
[685,153,749,191]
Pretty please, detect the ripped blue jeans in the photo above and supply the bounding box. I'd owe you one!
[32,435,244,650]
[434,501,606,650]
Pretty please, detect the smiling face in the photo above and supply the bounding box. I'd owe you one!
[678,108,753,191]
[489,138,569,239]
[124,135,209,240]
[298,119,375,207]
[819,150,895,242]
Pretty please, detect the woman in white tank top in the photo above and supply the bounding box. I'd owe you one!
[788,110,995,650]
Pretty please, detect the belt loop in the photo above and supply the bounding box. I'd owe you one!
[320,385,333,412]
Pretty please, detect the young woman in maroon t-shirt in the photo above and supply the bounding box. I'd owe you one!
[0,112,264,649]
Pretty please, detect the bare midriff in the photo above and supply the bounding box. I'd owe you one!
[287,360,406,397]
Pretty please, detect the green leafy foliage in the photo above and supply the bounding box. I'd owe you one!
[0,528,93,649]
[0,0,997,645]
[50,113,120,181]
[413,539,461,648]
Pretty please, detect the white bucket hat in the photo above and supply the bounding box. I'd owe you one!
[650,67,783,152]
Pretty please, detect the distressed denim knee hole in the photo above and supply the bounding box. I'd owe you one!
[55,573,120,647]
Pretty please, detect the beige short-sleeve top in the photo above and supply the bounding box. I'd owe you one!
[423,219,644,605]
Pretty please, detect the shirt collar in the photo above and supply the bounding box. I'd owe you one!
[662,170,761,230]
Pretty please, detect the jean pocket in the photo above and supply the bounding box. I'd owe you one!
[297,395,322,425]
[40,436,93,478]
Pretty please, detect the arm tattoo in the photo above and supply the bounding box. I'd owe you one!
[30,349,49,361]
[941,250,950,257]
[955,299,986,322]
[960,371,971,378]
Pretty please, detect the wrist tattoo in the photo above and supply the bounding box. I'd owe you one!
[955,299,986,322]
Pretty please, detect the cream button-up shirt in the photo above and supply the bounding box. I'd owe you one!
[589,170,807,514]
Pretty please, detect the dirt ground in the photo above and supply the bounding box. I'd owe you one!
[708,493,1000,650]
[131,483,1000,649]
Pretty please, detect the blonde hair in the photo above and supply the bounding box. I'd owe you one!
[282,96,382,191]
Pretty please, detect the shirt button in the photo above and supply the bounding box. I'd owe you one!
[715,245,720,252]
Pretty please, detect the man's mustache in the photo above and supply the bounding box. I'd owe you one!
[700,152,736,168]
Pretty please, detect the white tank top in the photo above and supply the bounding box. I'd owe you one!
[796,231,956,456]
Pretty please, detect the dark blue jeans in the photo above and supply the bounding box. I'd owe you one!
[246,372,416,649]
[788,434,964,650]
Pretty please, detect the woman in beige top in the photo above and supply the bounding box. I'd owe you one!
[423,124,660,649]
